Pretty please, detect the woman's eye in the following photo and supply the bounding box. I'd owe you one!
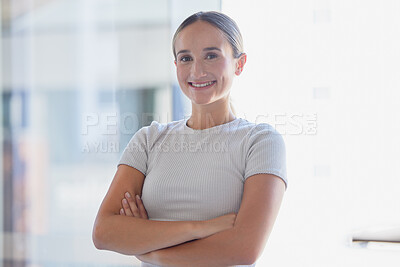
[206,54,218,60]
[180,56,192,62]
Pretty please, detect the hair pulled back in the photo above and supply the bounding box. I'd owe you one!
[172,11,244,60]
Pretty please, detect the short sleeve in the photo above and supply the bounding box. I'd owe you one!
[244,124,287,190]
[118,127,148,175]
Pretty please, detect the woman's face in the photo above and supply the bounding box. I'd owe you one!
[174,21,243,107]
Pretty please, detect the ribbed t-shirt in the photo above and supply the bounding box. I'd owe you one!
[118,117,287,267]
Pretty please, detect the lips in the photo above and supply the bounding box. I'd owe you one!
[188,81,216,89]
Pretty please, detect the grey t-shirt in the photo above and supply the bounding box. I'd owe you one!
[118,117,287,266]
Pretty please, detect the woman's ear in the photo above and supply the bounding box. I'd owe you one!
[235,53,247,75]
[174,60,177,67]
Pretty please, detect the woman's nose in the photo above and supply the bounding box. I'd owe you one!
[190,61,206,78]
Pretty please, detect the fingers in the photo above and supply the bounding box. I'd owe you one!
[120,192,148,219]
[135,195,148,219]
[123,192,140,217]
[122,197,133,216]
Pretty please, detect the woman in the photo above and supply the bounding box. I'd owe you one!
[93,11,287,267]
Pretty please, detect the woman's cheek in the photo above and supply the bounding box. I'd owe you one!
[177,66,188,83]
[215,60,230,75]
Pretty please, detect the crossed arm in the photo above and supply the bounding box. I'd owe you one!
[92,165,286,266]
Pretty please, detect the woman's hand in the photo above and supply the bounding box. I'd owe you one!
[119,192,155,262]
[120,191,236,238]
[195,213,236,239]
[120,192,148,219]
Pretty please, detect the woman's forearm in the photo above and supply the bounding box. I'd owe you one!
[93,214,201,256]
[93,170,236,257]
[93,212,236,256]
[138,227,252,267]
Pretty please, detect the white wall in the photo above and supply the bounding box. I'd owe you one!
[223,0,400,266]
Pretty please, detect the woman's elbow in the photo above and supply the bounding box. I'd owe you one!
[92,220,108,250]
[236,245,263,265]
[92,217,143,256]
[238,251,258,266]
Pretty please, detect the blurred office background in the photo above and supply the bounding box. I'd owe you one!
[1,0,399,266]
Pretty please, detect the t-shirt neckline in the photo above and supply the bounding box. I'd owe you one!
[183,117,242,133]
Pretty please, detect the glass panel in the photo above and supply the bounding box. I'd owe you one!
[1,0,170,266]
[1,0,221,266]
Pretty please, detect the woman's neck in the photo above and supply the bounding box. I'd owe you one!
[186,104,236,130]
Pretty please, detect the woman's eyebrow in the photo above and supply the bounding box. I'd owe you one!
[203,47,222,52]
[176,49,190,56]
[176,47,221,56]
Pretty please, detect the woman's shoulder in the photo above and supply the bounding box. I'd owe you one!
[236,118,281,136]
[146,119,182,129]
[139,119,186,136]
[235,118,285,149]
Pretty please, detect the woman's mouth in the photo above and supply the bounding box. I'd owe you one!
[188,81,216,90]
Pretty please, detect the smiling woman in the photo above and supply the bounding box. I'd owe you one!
[92,11,287,267]
[174,20,241,113]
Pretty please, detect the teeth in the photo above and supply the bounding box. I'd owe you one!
[191,81,214,88]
